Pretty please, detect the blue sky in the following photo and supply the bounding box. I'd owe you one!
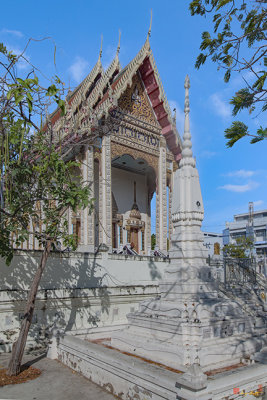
[1,0,266,234]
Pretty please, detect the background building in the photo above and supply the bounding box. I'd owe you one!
[203,232,223,257]
[223,203,267,257]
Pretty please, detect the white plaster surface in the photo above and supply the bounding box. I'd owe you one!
[0,250,168,351]
[57,334,267,400]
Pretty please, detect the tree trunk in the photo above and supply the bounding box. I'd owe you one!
[7,241,51,376]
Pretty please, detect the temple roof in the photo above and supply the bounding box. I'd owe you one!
[50,36,182,161]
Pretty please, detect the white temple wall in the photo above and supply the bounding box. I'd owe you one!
[0,251,168,351]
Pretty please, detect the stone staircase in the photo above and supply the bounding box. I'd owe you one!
[217,271,267,330]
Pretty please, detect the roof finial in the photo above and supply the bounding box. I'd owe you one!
[147,9,152,39]
[98,34,103,61]
[172,107,177,125]
[116,29,121,56]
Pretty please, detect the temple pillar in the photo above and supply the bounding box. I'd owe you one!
[80,146,95,252]
[156,137,168,252]
[99,135,112,249]
[146,191,152,255]
[68,208,72,235]
[168,180,173,247]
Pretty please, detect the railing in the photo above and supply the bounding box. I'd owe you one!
[224,257,257,286]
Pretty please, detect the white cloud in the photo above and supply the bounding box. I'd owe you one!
[218,181,259,193]
[169,100,184,134]
[253,200,264,208]
[68,56,89,83]
[1,28,23,38]
[200,150,216,158]
[210,93,231,119]
[225,169,255,178]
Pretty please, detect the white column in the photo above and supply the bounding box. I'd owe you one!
[146,191,152,255]
[99,135,112,249]
[168,179,173,245]
[87,146,95,251]
[80,146,95,252]
[68,208,72,235]
[156,137,168,252]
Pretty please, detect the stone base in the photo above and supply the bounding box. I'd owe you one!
[56,335,267,400]
[111,317,266,372]
[254,347,267,364]
[110,289,267,371]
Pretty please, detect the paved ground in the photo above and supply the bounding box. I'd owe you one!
[0,352,116,400]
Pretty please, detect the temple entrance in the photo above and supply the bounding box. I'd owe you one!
[111,154,156,254]
[130,228,139,253]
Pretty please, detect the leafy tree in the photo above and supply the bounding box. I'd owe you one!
[0,42,93,376]
[223,236,254,258]
[189,0,266,146]
[151,233,156,250]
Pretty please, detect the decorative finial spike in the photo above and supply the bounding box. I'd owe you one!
[116,30,121,55]
[180,74,195,167]
[184,74,190,115]
[147,9,152,39]
[184,74,190,89]
[98,35,103,61]
[173,108,177,125]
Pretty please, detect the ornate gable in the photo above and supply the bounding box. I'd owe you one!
[118,73,158,127]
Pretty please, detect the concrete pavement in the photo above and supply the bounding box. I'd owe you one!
[0,352,116,400]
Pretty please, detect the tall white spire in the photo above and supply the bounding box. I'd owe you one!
[169,74,206,266]
[180,75,195,168]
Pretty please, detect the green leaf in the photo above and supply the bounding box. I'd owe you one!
[224,121,248,147]
[15,94,24,105]
[195,53,207,69]
[216,0,232,11]
[57,99,66,116]
[6,90,13,100]
[224,69,231,82]
[46,84,58,97]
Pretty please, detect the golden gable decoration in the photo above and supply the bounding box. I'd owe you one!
[118,74,158,126]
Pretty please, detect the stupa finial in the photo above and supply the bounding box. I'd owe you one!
[184,74,190,114]
[180,75,195,167]
[116,30,121,56]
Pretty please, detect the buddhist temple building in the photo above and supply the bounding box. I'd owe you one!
[45,33,182,255]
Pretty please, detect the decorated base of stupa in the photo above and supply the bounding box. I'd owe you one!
[111,286,267,372]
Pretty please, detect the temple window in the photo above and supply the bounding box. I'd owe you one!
[72,215,81,245]
[141,230,145,251]
[119,225,123,244]
[214,242,220,255]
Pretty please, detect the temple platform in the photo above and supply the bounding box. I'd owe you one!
[54,334,267,400]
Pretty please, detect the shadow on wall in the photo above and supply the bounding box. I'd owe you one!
[0,250,111,350]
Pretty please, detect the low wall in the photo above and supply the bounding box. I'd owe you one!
[0,250,169,351]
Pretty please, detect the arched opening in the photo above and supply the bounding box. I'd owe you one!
[111,154,156,254]
[150,192,156,250]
